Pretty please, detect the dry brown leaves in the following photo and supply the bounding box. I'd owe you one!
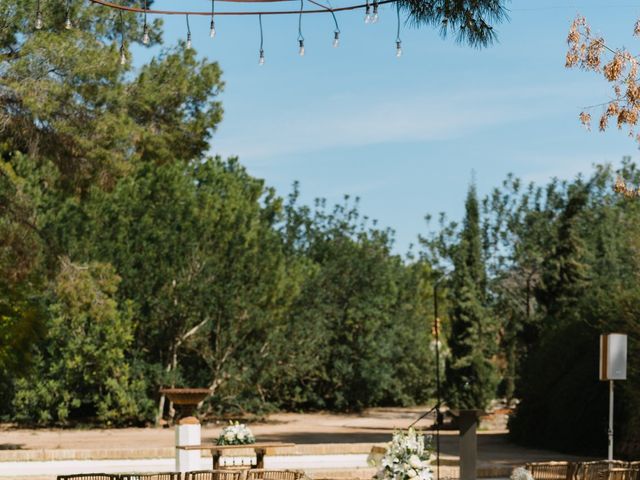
[567,14,640,153]
[614,176,640,198]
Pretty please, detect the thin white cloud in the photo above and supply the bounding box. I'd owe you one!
[213,82,596,161]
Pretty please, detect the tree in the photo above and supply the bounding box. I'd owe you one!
[535,183,590,325]
[60,158,297,419]
[444,183,499,410]
[13,260,149,425]
[400,0,509,48]
[1,0,224,423]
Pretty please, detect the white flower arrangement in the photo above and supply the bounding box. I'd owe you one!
[371,428,433,480]
[216,421,256,445]
[511,467,534,480]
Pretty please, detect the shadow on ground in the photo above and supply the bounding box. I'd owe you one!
[0,444,24,450]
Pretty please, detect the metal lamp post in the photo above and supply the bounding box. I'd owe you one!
[599,333,627,461]
[407,272,449,480]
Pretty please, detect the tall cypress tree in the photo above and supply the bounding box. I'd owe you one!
[445,183,499,410]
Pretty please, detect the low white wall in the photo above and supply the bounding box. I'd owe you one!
[0,453,370,477]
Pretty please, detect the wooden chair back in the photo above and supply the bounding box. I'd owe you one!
[576,461,628,480]
[245,470,304,480]
[525,461,576,480]
[120,474,182,480]
[183,471,243,480]
[58,475,118,480]
[598,468,640,480]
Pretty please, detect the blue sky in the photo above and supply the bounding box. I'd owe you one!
[133,0,639,254]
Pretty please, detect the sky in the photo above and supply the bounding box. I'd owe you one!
[132,0,639,254]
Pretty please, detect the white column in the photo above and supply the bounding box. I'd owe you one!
[176,417,202,472]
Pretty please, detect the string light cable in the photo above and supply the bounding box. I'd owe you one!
[210,0,216,38]
[65,0,73,29]
[258,13,265,64]
[331,8,340,47]
[395,1,402,57]
[186,13,192,49]
[35,0,43,29]
[297,0,305,56]
[85,0,399,18]
[119,10,127,64]
[32,0,419,63]
[142,0,150,44]
[307,0,340,47]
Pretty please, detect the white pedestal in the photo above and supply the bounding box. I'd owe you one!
[175,419,201,472]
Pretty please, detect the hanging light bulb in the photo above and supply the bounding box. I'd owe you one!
[118,11,127,66]
[209,0,216,38]
[395,3,402,58]
[330,11,340,49]
[297,0,305,57]
[257,15,265,66]
[64,0,72,29]
[185,15,192,49]
[142,24,150,45]
[372,3,379,23]
[364,3,371,23]
[142,2,150,44]
[120,45,127,65]
[35,11,44,30]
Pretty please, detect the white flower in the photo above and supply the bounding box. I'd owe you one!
[217,423,255,445]
[511,468,534,480]
[419,470,432,480]
[409,455,422,469]
[372,429,432,480]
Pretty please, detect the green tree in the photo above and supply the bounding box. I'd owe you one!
[445,183,498,410]
[13,260,149,425]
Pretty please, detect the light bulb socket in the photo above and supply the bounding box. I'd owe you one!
[372,4,379,23]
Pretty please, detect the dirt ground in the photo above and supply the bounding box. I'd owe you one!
[0,407,591,465]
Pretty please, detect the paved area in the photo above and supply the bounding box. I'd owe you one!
[0,407,593,479]
[1,407,588,462]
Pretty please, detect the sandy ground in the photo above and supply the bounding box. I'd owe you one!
[0,407,591,466]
